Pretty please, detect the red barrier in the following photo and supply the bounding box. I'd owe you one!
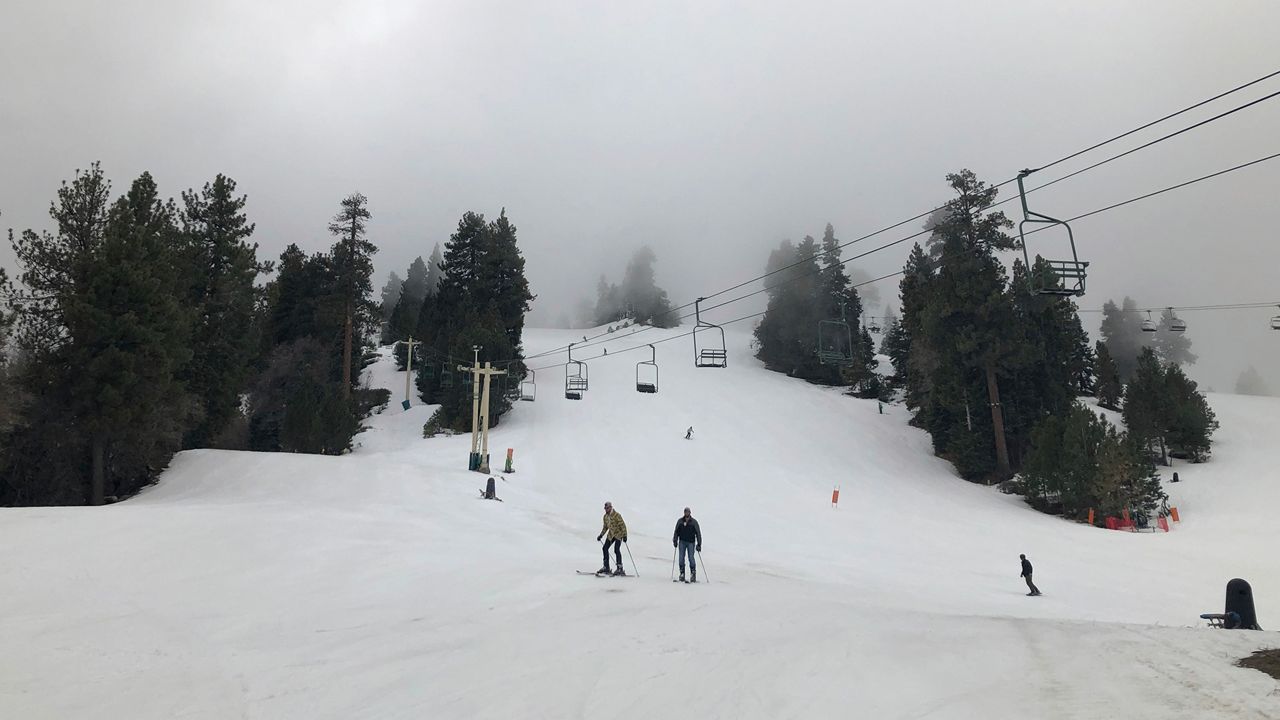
[1105,517,1119,530]
[1158,516,1170,532]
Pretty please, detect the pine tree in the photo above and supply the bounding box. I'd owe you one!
[178,174,266,447]
[753,237,824,378]
[919,170,1018,479]
[379,271,403,323]
[425,243,444,296]
[1099,297,1151,381]
[328,193,376,398]
[1235,366,1272,396]
[618,246,675,327]
[1152,307,1197,366]
[1123,347,1170,465]
[895,243,936,410]
[1094,340,1123,411]
[1163,364,1217,461]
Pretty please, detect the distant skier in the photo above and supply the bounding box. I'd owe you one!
[685,426,693,440]
[1020,554,1041,596]
[596,501,628,575]
[672,507,702,582]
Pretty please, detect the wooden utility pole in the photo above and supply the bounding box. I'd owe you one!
[459,348,505,471]
[403,336,418,410]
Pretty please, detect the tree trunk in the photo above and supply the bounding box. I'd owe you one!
[91,434,105,506]
[985,361,1012,480]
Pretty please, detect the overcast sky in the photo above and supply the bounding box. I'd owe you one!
[2,1,1278,390]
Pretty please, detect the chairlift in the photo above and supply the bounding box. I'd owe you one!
[1017,169,1088,296]
[1167,308,1187,333]
[865,314,883,334]
[520,368,536,401]
[1141,310,1157,333]
[693,297,727,368]
[440,364,455,388]
[817,304,855,366]
[636,344,658,393]
[1271,305,1280,331]
[565,342,588,400]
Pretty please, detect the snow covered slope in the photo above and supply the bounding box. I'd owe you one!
[1,326,1277,719]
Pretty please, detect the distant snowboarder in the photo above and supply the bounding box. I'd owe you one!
[685,426,693,440]
[1020,554,1041,596]
[596,501,628,575]
[672,507,702,582]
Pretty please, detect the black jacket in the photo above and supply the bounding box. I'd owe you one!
[673,517,702,545]
[1021,558,1033,577]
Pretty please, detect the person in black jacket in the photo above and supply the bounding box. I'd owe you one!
[1020,554,1041,596]
[672,507,702,582]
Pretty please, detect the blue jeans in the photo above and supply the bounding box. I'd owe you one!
[678,540,697,574]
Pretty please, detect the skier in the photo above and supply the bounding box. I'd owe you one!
[685,426,693,440]
[1020,554,1041,596]
[672,507,702,582]
[596,501,628,575]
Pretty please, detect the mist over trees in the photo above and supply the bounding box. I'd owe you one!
[588,246,677,328]
[1235,366,1272,396]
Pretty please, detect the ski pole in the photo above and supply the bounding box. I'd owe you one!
[670,547,677,581]
[624,541,639,578]
[697,550,709,583]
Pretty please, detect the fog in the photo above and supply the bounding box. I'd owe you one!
[2,1,1278,390]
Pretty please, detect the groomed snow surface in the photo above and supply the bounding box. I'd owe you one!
[2,325,1278,719]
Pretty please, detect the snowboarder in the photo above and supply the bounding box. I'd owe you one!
[672,507,702,582]
[1020,554,1041,596]
[685,426,693,440]
[596,501,628,575]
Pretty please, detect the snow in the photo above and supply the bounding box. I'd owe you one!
[1,328,1277,719]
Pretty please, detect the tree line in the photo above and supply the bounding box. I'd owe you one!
[0,164,533,505]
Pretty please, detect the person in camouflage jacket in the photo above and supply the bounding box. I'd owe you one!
[596,501,628,575]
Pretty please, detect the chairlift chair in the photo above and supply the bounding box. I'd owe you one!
[520,368,536,401]
[636,344,658,393]
[1271,305,1280,331]
[1167,308,1187,333]
[867,315,883,334]
[1017,170,1089,296]
[565,342,589,399]
[817,304,855,367]
[1141,310,1158,333]
[693,297,727,368]
[440,365,455,388]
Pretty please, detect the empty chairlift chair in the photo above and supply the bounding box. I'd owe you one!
[636,344,658,393]
[1141,310,1158,333]
[817,304,855,366]
[565,343,589,400]
[520,368,536,402]
[1017,169,1088,296]
[1271,306,1280,331]
[693,297,727,368]
[1167,308,1187,333]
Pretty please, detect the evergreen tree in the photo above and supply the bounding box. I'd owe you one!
[895,243,936,411]
[328,193,376,397]
[1235,366,1272,396]
[753,237,824,378]
[1093,340,1123,411]
[414,210,533,431]
[1099,297,1150,380]
[1152,307,1197,366]
[593,274,622,325]
[1163,363,1217,461]
[178,174,266,447]
[918,170,1019,479]
[1122,347,1170,465]
[403,256,431,305]
[249,338,356,455]
[425,242,444,296]
[9,169,198,504]
[379,271,403,322]
[618,246,676,327]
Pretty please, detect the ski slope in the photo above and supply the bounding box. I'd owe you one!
[1,324,1277,719]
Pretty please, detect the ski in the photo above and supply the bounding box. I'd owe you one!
[577,570,630,577]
